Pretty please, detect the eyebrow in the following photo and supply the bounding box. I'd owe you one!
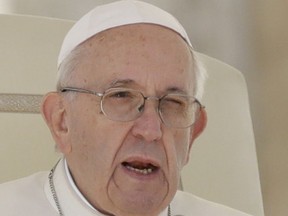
[165,87,188,95]
[109,79,135,87]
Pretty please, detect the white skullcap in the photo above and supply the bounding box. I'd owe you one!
[58,0,192,68]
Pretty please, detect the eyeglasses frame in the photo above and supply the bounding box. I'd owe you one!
[60,86,204,128]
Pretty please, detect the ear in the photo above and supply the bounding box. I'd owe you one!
[184,108,207,165]
[41,92,72,154]
[191,108,207,142]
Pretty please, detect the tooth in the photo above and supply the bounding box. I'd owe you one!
[125,164,153,175]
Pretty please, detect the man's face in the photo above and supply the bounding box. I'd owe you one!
[62,24,196,215]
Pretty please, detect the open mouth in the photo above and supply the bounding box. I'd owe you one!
[122,161,159,175]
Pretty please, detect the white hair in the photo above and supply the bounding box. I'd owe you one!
[56,44,86,91]
[190,48,207,100]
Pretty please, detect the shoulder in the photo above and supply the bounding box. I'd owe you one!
[0,171,48,197]
[171,190,252,216]
[0,172,56,215]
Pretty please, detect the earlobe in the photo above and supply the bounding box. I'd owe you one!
[41,92,71,154]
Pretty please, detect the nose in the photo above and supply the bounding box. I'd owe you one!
[131,100,162,142]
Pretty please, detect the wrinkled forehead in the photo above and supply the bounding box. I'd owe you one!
[58,0,192,68]
[67,24,195,95]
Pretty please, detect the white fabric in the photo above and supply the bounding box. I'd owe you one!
[0,158,251,216]
[58,0,192,67]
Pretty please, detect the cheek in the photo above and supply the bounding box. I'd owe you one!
[66,101,108,166]
[66,109,134,197]
[68,104,133,172]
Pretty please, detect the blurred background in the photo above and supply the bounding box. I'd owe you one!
[0,0,287,215]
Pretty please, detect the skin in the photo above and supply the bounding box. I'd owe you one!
[42,24,207,216]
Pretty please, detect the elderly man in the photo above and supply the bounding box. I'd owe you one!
[0,1,252,215]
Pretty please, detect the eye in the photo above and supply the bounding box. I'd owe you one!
[109,90,134,98]
[104,89,143,110]
[105,89,141,105]
[163,96,187,106]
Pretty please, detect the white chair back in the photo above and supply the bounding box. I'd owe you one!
[182,53,264,216]
[0,14,264,216]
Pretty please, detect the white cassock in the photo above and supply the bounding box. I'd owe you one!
[0,158,251,216]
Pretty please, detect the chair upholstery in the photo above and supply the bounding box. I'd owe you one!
[181,53,264,216]
[0,14,264,216]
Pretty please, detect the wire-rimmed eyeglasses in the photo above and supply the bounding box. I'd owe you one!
[60,87,204,128]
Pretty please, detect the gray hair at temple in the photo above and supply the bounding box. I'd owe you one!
[56,0,207,100]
